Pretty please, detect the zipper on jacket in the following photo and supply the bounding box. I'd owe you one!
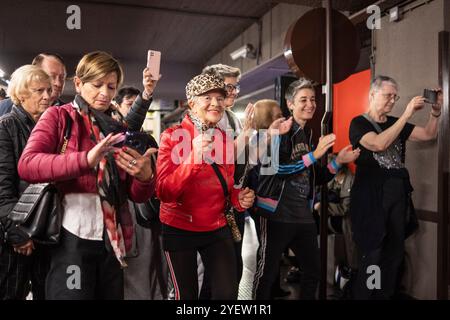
[276,180,286,210]
[179,212,193,222]
[290,126,317,205]
[310,129,316,205]
[167,207,193,223]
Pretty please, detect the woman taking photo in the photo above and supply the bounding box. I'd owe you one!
[18,51,156,300]
[156,73,255,300]
[0,65,52,299]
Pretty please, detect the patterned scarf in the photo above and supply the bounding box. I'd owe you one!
[74,95,132,267]
[187,111,218,132]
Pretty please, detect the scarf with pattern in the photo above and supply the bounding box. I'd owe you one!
[74,95,132,267]
[187,111,218,132]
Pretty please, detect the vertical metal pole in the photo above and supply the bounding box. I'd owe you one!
[324,1,333,116]
[319,0,333,300]
[437,31,449,300]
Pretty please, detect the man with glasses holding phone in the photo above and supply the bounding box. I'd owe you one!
[349,75,442,299]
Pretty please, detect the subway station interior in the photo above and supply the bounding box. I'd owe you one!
[0,0,449,302]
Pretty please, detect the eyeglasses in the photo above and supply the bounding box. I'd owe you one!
[225,83,240,93]
[381,93,400,102]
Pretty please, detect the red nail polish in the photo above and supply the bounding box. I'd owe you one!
[122,146,127,151]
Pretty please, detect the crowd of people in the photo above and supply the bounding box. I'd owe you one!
[0,50,442,300]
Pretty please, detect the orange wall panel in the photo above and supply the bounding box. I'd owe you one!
[333,69,371,151]
[332,69,371,172]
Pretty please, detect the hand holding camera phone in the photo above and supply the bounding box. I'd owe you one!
[423,89,438,104]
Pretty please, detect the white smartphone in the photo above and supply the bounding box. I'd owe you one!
[147,50,161,81]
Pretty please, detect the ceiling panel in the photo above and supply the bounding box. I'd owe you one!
[0,0,378,100]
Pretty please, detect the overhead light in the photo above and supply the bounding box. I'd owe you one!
[389,6,401,22]
[230,44,257,61]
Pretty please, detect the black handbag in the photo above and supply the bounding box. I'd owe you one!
[133,197,160,229]
[8,183,62,244]
[7,113,72,245]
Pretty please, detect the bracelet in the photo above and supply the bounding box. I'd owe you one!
[431,111,441,118]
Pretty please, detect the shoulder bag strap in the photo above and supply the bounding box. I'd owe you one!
[361,113,401,163]
[210,162,242,242]
[362,113,383,134]
[60,112,73,155]
[210,162,229,199]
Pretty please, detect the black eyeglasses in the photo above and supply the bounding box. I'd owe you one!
[225,83,240,93]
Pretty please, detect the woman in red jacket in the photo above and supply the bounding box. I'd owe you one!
[18,51,156,300]
[156,73,255,300]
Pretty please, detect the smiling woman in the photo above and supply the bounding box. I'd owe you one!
[156,72,255,300]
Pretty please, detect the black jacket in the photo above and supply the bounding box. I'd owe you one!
[0,98,66,117]
[254,122,336,219]
[125,94,153,131]
[0,105,36,245]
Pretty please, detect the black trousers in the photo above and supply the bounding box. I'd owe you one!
[0,244,49,300]
[165,236,238,300]
[353,178,406,300]
[253,218,320,300]
[45,228,123,300]
[199,211,246,299]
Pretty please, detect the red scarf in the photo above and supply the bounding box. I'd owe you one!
[76,96,131,267]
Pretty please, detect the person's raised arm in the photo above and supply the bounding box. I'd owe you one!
[360,96,424,151]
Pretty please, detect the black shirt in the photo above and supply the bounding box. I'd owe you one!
[348,115,415,252]
[274,127,314,224]
[349,115,415,176]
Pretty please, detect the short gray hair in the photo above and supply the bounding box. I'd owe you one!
[285,78,315,102]
[7,65,51,105]
[202,64,241,80]
[370,75,398,95]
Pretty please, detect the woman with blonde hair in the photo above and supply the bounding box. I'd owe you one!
[18,51,156,300]
[0,65,52,299]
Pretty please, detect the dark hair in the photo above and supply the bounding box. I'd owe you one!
[115,87,141,104]
[0,88,6,98]
[285,77,315,102]
[32,53,65,66]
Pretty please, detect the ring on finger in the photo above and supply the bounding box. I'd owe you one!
[128,163,133,169]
